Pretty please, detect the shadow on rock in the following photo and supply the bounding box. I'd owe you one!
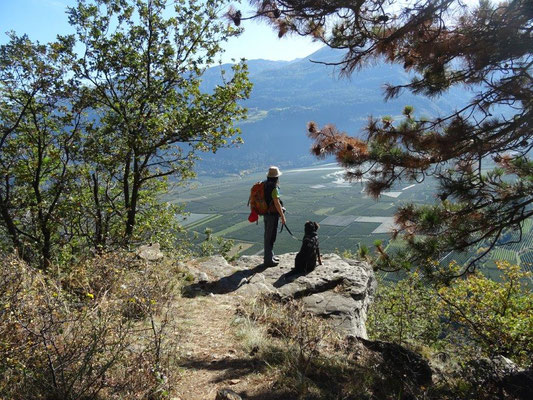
[272,270,303,288]
[182,263,269,297]
[217,388,297,400]
[359,338,433,388]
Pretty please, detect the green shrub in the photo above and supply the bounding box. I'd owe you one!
[368,271,443,347]
[438,261,533,367]
[369,261,533,367]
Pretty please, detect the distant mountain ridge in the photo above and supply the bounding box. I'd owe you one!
[198,47,470,175]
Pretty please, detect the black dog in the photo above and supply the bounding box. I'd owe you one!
[293,221,322,274]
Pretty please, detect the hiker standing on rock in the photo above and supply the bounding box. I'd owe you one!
[263,166,286,267]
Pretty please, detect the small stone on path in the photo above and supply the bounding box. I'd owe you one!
[216,388,242,400]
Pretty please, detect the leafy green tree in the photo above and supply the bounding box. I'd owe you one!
[234,0,533,276]
[368,271,442,346]
[68,0,252,245]
[1,0,251,265]
[196,227,237,260]
[0,34,83,268]
[438,261,533,366]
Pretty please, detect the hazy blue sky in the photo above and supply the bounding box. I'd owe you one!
[0,0,324,62]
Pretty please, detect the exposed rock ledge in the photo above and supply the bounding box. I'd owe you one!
[185,253,376,338]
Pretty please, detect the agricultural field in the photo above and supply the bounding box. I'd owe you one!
[168,164,416,257]
[168,163,533,284]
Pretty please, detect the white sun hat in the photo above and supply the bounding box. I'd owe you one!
[267,166,282,178]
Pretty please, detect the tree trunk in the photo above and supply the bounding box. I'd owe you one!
[0,195,32,263]
[125,187,138,241]
[91,173,104,248]
[41,227,52,270]
[124,155,140,241]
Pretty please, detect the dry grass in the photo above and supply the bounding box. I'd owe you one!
[0,252,184,400]
[231,295,520,400]
[232,295,379,400]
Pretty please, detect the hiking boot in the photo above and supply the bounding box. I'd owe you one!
[263,260,279,267]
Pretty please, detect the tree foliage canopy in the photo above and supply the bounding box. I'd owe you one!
[237,0,533,276]
[0,0,251,267]
[68,0,251,243]
[0,34,82,267]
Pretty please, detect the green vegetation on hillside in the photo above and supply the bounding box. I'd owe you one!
[0,0,250,268]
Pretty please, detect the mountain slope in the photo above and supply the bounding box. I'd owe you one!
[198,47,470,175]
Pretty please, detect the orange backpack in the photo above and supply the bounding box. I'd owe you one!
[248,182,269,215]
[248,181,277,217]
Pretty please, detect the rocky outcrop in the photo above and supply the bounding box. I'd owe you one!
[184,253,376,338]
[465,357,533,400]
[137,243,164,261]
[500,369,533,400]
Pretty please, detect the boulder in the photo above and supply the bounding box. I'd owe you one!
[186,265,209,283]
[500,369,533,400]
[466,357,532,400]
[137,243,164,261]
[186,253,376,338]
[215,388,242,400]
[359,338,433,387]
[191,255,236,280]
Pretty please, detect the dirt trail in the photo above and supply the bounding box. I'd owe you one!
[173,293,272,400]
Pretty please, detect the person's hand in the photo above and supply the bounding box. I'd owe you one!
[280,214,286,225]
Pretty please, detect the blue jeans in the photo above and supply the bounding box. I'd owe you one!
[264,213,279,264]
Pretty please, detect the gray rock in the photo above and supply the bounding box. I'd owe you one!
[187,252,376,338]
[197,272,209,283]
[215,388,242,400]
[464,357,532,400]
[359,338,433,386]
[500,369,533,400]
[493,355,520,374]
[194,255,236,279]
[137,243,164,261]
[182,265,209,283]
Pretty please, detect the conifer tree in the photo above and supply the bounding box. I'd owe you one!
[234,0,532,277]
